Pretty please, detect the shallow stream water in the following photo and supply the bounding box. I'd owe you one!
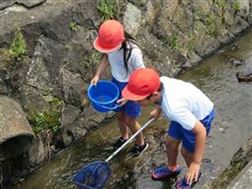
[12,29,252,189]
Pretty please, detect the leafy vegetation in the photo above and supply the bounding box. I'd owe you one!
[186,33,197,52]
[206,14,218,37]
[28,96,63,134]
[159,33,180,50]
[167,34,179,49]
[9,30,27,59]
[97,0,119,20]
[82,50,101,69]
[69,21,79,31]
[213,0,226,10]
[28,111,61,134]
[232,1,240,13]
[81,50,101,82]
[193,9,206,22]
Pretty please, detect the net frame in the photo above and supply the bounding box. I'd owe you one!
[73,161,111,189]
[72,118,155,189]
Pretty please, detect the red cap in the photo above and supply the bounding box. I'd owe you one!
[93,20,125,53]
[122,68,160,100]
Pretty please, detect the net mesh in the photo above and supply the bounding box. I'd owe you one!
[73,161,111,189]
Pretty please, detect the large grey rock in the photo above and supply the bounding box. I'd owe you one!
[0,0,45,10]
[60,67,87,107]
[0,0,16,10]
[123,3,142,37]
[21,35,64,112]
[17,0,46,8]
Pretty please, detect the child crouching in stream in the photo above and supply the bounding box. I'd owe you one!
[121,68,215,189]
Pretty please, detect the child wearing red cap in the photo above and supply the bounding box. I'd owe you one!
[90,20,148,156]
[122,68,215,189]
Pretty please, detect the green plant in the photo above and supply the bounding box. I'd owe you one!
[82,50,101,69]
[9,30,27,59]
[167,34,178,49]
[213,0,226,10]
[28,111,61,134]
[193,9,206,22]
[206,14,218,37]
[81,50,101,82]
[232,1,240,12]
[44,95,63,108]
[186,33,197,52]
[69,21,78,31]
[97,0,118,20]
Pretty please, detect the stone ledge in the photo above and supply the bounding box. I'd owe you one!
[210,137,252,189]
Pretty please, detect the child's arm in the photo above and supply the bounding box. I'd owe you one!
[150,106,162,120]
[187,120,206,184]
[90,54,109,85]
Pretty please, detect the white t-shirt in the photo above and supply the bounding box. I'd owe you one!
[108,42,145,82]
[160,76,214,130]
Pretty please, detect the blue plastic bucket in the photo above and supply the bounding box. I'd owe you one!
[87,80,120,112]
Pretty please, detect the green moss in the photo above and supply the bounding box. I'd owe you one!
[9,30,27,59]
[97,0,119,20]
[211,160,247,189]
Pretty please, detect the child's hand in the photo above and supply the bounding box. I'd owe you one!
[117,97,127,106]
[150,107,161,120]
[186,162,200,185]
[90,75,99,86]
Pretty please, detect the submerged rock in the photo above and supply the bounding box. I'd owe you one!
[236,70,252,82]
[229,57,245,67]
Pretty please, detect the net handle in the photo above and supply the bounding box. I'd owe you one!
[105,117,155,162]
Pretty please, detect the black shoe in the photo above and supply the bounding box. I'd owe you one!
[113,137,128,150]
[129,142,149,157]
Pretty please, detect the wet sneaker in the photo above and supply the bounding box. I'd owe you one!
[129,142,149,157]
[151,165,181,180]
[175,172,201,189]
[113,137,128,150]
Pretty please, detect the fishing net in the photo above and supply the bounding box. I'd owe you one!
[73,161,111,189]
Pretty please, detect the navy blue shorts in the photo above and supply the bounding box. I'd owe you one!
[168,109,215,153]
[111,77,141,118]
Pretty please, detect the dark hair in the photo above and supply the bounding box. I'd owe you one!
[121,32,137,78]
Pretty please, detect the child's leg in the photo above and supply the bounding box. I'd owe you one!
[126,115,144,146]
[151,134,181,180]
[123,99,142,145]
[167,121,184,169]
[180,147,193,167]
[117,111,129,140]
[166,136,181,170]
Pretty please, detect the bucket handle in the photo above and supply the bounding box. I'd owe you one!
[99,103,120,110]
